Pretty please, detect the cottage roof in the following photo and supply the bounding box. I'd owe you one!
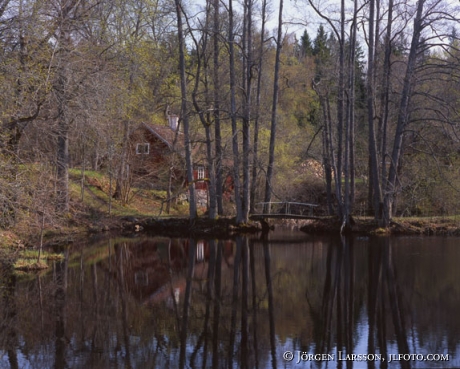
[141,122,182,150]
[137,122,206,163]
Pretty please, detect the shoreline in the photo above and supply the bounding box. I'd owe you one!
[47,214,460,242]
[2,215,460,270]
[299,216,460,236]
[4,214,460,249]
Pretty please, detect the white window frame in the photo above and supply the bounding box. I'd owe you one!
[197,166,205,179]
[136,143,150,154]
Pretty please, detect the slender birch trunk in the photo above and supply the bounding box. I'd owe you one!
[263,0,283,213]
[175,0,197,219]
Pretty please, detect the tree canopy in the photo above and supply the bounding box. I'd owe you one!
[1,0,460,230]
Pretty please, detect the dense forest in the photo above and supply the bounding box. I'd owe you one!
[1,0,460,232]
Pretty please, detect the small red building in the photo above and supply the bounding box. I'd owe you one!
[129,119,210,206]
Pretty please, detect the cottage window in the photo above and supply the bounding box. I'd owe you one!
[197,166,205,179]
[136,143,150,154]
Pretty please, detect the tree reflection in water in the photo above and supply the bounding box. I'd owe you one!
[54,251,68,369]
[306,236,423,369]
[178,234,279,369]
[0,234,459,368]
[1,265,19,369]
[263,236,277,369]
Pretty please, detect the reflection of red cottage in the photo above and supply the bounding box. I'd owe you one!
[129,116,212,207]
[103,238,235,307]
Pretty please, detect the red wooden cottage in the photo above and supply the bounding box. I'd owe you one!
[129,117,209,206]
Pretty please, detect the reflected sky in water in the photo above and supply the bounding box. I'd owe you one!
[1,231,460,368]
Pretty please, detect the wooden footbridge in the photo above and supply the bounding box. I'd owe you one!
[250,202,320,221]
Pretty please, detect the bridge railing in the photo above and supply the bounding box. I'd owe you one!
[255,202,319,216]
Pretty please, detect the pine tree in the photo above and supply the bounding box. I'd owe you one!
[300,29,313,57]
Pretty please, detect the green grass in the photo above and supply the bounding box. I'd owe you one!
[69,168,106,180]
[14,259,48,271]
[9,247,65,273]
[20,249,64,261]
[12,249,64,271]
[68,168,189,218]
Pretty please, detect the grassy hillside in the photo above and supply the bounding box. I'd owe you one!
[2,168,193,248]
[0,168,197,270]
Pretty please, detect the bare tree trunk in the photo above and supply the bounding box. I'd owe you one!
[188,5,217,219]
[53,0,93,213]
[339,0,351,230]
[202,38,217,220]
[55,20,72,213]
[175,0,197,219]
[166,166,173,214]
[213,0,224,215]
[315,86,334,215]
[383,0,425,225]
[241,0,253,221]
[379,0,394,203]
[348,0,358,208]
[323,123,334,215]
[307,0,358,224]
[250,0,267,214]
[228,0,243,223]
[80,138,86,202]
[56,96,70,213]
[326,94,342,215]
[114,120,130,204]
[336,0,345,219]
[204,124,217,218]
[263,0,283,213]
[367,0,383,221]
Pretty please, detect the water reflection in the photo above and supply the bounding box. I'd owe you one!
[1,265,18,369]
[0,233,459,368]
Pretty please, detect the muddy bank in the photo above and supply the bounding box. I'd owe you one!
[87,215,460,238]
[121,216,261,238]
[300,216,460,236]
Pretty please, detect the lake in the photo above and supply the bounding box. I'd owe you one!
[1,231,459,368]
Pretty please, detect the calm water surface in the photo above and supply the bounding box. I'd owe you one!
[1,231,460,368]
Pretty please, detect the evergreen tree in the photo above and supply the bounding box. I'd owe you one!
[313,25,329,58]
[300,29,313,57]
[312,25,331,82]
